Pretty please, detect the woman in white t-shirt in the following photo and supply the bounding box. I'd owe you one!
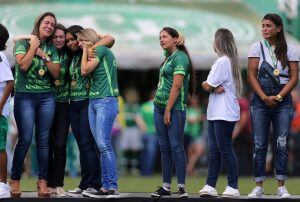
[247,13,299,198]
[198,28,242,198]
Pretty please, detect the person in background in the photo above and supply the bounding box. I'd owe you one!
[185,95,206,176]
[0,23,14,199]
[199,28,242,198]
[135,90,159,176]
[247,13,299,198]
[151,27,195,198]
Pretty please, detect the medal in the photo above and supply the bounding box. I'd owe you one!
[273,69,280,76]
[54,80,61,87]
[38,69,45,76]
[71,80,76,88]
[86,82,90,89]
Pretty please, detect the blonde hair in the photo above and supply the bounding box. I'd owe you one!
[214,28,242,97]
[76,28,99,44]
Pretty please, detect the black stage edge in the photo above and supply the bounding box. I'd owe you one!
[1,193,300,202]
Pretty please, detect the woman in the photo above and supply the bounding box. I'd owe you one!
[199,28,242,198]
[65,25,115,197]
[77,28,120,198]
[247,13,299,198]
[151,27,195,198]
[10,12,60,197]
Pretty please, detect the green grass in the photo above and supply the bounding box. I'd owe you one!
[19,175,300,195]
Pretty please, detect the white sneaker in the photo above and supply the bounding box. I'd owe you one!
[0,182,10,198]
[248,186,264,198]
[54,187,66,197]
[199,185,218,197]
[277,186,290,198]
[222,186,240,198]
[67,187,82,197]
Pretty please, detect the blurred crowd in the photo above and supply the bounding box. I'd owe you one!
[4,86,300,177]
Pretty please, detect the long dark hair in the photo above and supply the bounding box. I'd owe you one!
[263,13,288,69]
[66,25,83,57]
[32,12,57,42]
[161,27,195,96]
[0,23,9,51]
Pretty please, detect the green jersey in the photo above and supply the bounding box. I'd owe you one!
[154,50,190,110]
[14,40,60,93]
[89,46,119,99]
[69,52,90,100]
[184,107,203,139]
[53,50,69,102]
[125,104,139,127]
[138,100,155,134]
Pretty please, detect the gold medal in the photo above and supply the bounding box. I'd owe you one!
[71,80,76,88]
[54,80,61,87]
[38,69,45,76]
[273,69,280,76]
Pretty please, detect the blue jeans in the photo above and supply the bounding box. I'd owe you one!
[206,120,238,188]
[251,92,293,182]
[154,106,186,185]
[140,134,159,176]
[70,99,101,190]
[89,97,118,190]
[12,92,55,180]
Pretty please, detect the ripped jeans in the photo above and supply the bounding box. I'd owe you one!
[250,85,293,182]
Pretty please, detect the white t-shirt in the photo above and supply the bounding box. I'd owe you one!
[248,41,299,84]
[206,56,240,122]
[0,51,14,118]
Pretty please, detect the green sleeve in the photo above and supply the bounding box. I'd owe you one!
[95,46,108,61]
[14,40,28,55]
[173,53,189,75]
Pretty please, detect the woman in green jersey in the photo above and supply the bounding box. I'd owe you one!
[77,28,120,199]
[10,12,60,198]
[151,27,195,198]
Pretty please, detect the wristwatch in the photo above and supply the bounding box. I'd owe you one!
[276,94,283,102]
[42,55,51,63]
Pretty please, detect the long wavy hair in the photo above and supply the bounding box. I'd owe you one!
[160,27,195,96]
[213,28,242,97]
[263,13,288,69]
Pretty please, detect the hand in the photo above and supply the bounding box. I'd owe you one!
[263,96,278,108]
[87,48,96,59]
[35,48,45,58]
[83,41,93,52]
[164,109,171,127]
[29,36,40,50]
[177,34,185,46]
[214,85,225,94]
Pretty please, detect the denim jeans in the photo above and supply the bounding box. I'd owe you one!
[154,106,186,185]
[12,92,55,180]
[251,89,293,182]
[88,97,118,190]
[206,120,238,188]
[48,101,70,187]
[140,134,159,176]
[70,99,101,190]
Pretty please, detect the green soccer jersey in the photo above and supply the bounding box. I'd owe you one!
[125,104,139,127]
[89,46,119,99]
[139,100,155,135]
[69,52,90,100]
[14,40,60,93]
[53,50,69,102]
[184,107,203,139]
[154,50,190,110]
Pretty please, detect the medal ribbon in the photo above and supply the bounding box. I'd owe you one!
[264,40,278,69]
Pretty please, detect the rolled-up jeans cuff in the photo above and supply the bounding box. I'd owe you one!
[254,176,265,182]
[275,175,287,181]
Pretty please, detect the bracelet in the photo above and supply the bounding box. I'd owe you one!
[261,95,267,101]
